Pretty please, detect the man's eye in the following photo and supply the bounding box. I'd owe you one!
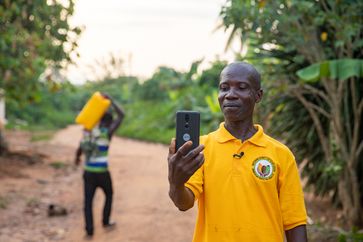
[220,85,228,91]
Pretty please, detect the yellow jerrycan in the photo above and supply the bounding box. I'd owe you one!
[75,92,111,130]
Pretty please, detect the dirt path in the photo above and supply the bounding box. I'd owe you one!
[0,126,196,242]
[0,126,348,242]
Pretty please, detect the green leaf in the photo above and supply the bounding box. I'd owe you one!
[296,62,321,83]
[296,59,363,82]
[329,59,363,80]
[205,91,220,114]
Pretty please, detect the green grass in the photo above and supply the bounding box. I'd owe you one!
[0,196,8,209]
[6,122,59,132]
[49,161,67,169]
[338,227,363,242]
[26,197,40,207]
[118,101,175,144]
[30,131,55,142]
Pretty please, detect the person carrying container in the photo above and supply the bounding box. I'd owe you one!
[75,93,124,237]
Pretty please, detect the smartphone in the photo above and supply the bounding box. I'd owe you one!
[176,111,200,151]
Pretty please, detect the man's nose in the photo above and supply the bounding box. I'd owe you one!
[225,88,238,99]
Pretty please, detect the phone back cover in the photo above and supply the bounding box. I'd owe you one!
[176,111,200,151]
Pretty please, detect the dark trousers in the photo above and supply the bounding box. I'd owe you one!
[83,171,113,234]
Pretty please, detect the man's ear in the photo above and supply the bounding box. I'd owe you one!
[255,89,263,103]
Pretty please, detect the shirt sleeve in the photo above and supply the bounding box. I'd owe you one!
[184,135,206,200]
[185,165,204,200]
[278,150,307,230]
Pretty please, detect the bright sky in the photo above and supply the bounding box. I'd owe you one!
[67,0,238,84]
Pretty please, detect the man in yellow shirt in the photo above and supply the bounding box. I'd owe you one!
[167,62,307,242]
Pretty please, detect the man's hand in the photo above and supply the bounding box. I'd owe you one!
[168,138,204,189]
[102,93,111,100]
[101,92,110,99]
[102,93,124,138]
[167,138,204,210]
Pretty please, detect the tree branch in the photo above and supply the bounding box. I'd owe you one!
[350,78,358,118]
[291,87,331,161]
[344,82,353,147]
[351,99,363,169]
[338,79,345,106]
[358,99,363,118]
[355,141,363,161]
[321,77,334,106]
[309,102,331,119]
[349,79,362,169]
[321,0,331,12]
[329,79,350,161]
[302,84,331,105]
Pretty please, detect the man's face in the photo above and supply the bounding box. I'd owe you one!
[218,68,262,122]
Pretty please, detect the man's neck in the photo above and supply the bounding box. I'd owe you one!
[224,119,257,142]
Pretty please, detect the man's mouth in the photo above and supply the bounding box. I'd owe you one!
[223,103,241,108]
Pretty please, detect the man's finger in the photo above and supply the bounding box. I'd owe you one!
[175,141,193,158]
[183,144,205,161]
[190,156,205,175]
[168,138,176,155]
[185,153,204,171]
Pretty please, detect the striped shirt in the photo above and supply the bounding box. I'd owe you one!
[81,127,109,172]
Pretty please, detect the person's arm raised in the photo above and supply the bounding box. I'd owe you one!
[168,138,204,211]
[102,94,125,138]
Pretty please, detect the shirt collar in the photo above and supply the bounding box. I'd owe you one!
[215,122,267,147]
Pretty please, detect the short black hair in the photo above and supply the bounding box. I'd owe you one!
[221,62,261,90]
[101,112,113,124]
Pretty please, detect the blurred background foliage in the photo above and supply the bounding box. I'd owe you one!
[220,0,363,227]
[0,0,82,103]
[6,58,226,144]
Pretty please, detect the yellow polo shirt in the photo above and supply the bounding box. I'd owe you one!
[185,123,307,242]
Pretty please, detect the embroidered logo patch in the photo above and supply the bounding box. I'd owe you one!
[252,157,275,180]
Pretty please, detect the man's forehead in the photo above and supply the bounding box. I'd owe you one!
[220,63,260,88]
[220,71,252,84]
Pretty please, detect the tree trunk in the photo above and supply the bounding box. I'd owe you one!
[327,76,363,228]
[339,168,363,227]
[297,76,363,227]
[0,130,7,155]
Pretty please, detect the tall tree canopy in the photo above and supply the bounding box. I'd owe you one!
[0,0,82,103]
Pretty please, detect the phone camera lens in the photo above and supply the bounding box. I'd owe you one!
[185,114,190,122]
[185,124,189,129]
